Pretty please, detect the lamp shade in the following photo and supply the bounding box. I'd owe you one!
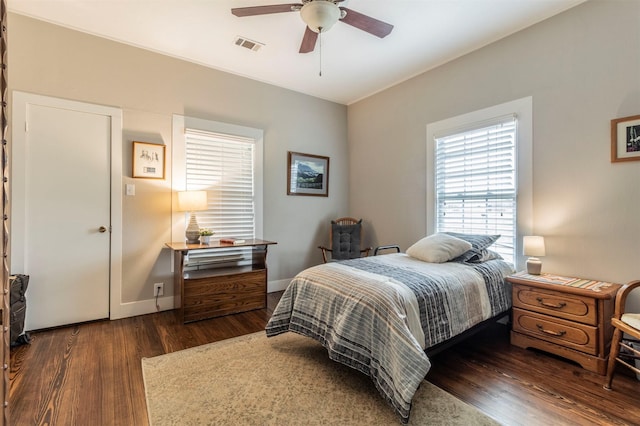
[523,236,546,257]
[177,190,207,212]
[300,0,341,33]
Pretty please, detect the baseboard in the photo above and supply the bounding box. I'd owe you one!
[111,296,176,320]
[268,278,291,293]
[111,278,292,320]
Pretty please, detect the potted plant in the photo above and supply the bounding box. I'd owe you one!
[199,228,214,244]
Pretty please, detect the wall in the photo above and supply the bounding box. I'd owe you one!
[9,13,348,316]
[348,0,640,310]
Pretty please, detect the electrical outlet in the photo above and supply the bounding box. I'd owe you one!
[154,283,164,297]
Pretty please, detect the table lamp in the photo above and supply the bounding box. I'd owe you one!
[523,236,545,275]
[177,190,208,244]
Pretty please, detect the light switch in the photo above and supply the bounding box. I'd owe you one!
[126,183,135,196]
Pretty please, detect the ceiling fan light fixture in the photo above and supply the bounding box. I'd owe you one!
[300,0,340,33]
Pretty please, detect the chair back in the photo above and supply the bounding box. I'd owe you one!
[318,217,372,262]
[330,218,363,261]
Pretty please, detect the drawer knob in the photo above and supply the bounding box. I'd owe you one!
[536,324,566,337]
[536,297,566,309]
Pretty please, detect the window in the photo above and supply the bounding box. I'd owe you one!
[426,97,533,268]
[172,115,264,241]
[185,129,256,240]
[434,116,516,263]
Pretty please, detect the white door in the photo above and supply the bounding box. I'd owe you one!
[12,93,121,330]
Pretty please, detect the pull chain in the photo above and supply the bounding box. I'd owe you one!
[319,28,323,77]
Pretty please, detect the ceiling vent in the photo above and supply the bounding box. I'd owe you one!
[234,36,264,52]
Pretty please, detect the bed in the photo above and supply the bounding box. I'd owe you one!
[265,232,515,423]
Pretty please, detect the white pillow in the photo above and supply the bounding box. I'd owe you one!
[406,233,472,263]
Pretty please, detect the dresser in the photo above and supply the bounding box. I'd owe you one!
[166,239,277,323]
[507,272,620,375]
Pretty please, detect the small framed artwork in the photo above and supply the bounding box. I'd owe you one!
[287,151,329,197]
[133,141,165,178]
[611,114,640,162]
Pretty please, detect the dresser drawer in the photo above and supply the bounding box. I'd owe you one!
[512,284,597,325]
[512,308,598,355]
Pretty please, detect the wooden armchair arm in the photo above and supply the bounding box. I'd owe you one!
[613,280,640,318]
[319,246,372,262]
[318,246,331,263]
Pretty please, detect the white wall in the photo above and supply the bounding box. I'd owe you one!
[347,0,640,310]
[9,13,349,315]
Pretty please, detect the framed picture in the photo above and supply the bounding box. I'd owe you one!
[287,151,329,197]
[611,114,640,162]
[133,141,165,178]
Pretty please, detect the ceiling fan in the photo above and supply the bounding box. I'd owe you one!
[231,0,394,54]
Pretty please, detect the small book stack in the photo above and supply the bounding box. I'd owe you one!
[219,237,246,245]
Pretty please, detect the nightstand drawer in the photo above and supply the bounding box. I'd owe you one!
[513,285,597,325]
[512,308,598,355]
[183,270,266,322]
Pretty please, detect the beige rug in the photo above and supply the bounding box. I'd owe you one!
[142,331,500,426]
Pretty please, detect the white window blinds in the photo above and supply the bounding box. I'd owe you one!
[185,129,256,240]
[434,115,516,263]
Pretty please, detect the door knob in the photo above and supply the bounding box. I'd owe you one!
[98,226,107,233]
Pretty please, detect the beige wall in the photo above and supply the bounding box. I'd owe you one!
[9,13,348,313]
[9,0,640,317]
[348,0,640,310]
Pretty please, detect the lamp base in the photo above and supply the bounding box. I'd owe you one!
[526,257,542,275]
[185,212,200,244]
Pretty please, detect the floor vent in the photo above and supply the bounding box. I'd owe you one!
[234,36,264,52]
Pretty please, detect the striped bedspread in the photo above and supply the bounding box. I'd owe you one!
[265,253,514,423]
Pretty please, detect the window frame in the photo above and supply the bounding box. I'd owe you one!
[426,97,533,269]
[172,115,264,241]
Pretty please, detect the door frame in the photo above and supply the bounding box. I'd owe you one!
[11,91,124,321]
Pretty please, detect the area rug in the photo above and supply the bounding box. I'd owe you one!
[142,331,500,425]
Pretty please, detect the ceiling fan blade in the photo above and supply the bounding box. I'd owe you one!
[231,4,302,17]
[339,7,393,38]
[299,26,318,53]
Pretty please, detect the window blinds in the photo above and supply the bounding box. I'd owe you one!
[185,128,256,240]
[434,115,516,262]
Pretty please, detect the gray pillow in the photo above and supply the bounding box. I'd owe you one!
[466,249,503,263]
[443,232,500,263]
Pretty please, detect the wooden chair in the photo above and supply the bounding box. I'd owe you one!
[318,217,372,263]
[603,280,640,390]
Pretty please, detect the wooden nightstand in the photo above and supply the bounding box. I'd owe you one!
[506,272,621,375]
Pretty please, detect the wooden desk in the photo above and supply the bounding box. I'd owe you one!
[165,239,277,323]
[507,272,620,374]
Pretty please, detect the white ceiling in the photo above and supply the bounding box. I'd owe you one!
[9,0,586,105]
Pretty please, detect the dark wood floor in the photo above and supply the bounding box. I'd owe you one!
[10,291,640,425]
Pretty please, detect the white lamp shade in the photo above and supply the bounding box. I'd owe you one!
[300,0,340,33]
[177,190,208,212]
[523,236,546,257]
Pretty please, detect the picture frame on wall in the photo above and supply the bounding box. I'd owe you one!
[287,151,329,197]
[611,114,640,162]
[132,141,165,179]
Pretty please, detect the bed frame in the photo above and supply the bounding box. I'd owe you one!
[426,312,510,357]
